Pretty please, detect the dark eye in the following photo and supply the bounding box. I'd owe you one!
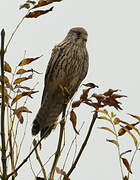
[76,31,81,36]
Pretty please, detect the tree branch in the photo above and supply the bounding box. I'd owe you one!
[0,29,7,180]
[63,111,98,180]
[7,127,52,179]
[49,104,67,180]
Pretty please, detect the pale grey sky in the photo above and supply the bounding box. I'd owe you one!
[0,0,140,179]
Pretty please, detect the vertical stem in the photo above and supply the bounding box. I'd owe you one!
[0,29,7,179]
[49,104,67,180]
[111,121,124,179]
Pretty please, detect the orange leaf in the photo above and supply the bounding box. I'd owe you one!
[4,61,12,73]
[13,75,32,84]
[128,113,140,121]
[16,69,27,74]
[11,91,38,106]
[19,3,30,10]
[70,110,79,134]
[106,139,119,147]
[25,7,53,18]
[121,158,132,174]
[18,55,42,66]
[99,127,116,136]
[113,118,120,125]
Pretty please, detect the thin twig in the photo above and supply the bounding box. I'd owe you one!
[33,139,47,180]
[63,111,97,180]
[4,17,25,53]
[7,126,52,179]
[0,29,7,180]
[49,104,67,180]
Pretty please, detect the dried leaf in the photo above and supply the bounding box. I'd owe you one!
[111,112,116,118]
[72,100,81,108]
[120,150,132,157]
[106,139,119,147]
[122,126,138,147]
[99,127,116,136]
[18,55,42,66]
[104,89,119,96]
[56,167,70,180]
[119,120,140,136]
[113,118,120,125]
[19,3,30,9]
[84,101,102,109]
[13,106,32,115]
[27,0,36,5]
[11,91,38,106]
[83,83,99,89]
[98,116,111,122]
[80,88,90,101]
[128,113,140,121]
[70,110,79,134]
[16,69,27,74]
[16,113,24,124]
[4,61,12,73]
[25,7,54,18]
[97,109,108,115]
[118,127,126,136]
[13,75,32,84]
[121,158,132,174]
[16,68,41,75]
[32,0,62,9]
[14,84,32,90]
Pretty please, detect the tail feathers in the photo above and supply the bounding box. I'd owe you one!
[32,120,40,136]
[40,126,52,138]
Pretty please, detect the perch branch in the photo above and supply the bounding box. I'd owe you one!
[0,29,7,180]
[63,111,98,180]
[49,104,67,180]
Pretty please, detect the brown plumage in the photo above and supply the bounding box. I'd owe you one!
[32,27,89,137]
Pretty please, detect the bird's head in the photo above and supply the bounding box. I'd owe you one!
[66,27,88,45]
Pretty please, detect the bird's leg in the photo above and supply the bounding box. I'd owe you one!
[58,84,70,104]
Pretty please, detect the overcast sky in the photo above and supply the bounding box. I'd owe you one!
[0,0,140,180]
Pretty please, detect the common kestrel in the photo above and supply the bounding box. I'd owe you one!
[32,27,89,137]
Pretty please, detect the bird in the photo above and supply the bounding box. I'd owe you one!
[32,27,89,138]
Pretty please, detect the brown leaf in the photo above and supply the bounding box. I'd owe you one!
[18,55,42,66]
[80,88,90,101]
[91,93,105,102]
[32,0,62,9]
[16,68,41,75]
[56,167,70,180]
[113,117,120,125]
[19,3,30,9]
[70,110,79,134]
[121,158,132,174]
[25,7,54,18]
[72,100,82,108]
[4,61,12,73]
[27,0,36,5]
[128,113,140,121]
[99,127,116,136]
[13,106,32,115]
[106,139,119,147]
[14,84,32,91]
[13,75,32,84]
[17,113,24,124]
[120,150,132,157]
[11,91,39,106]
[84,101,102,109]
[83,83,99,89]
[104,89,119,96]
